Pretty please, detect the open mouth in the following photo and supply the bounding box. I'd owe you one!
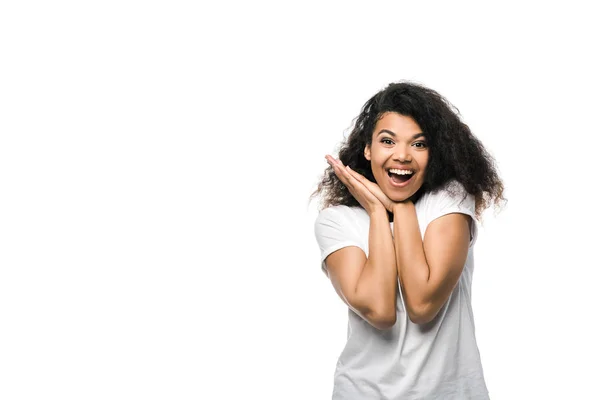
[387,169,414,186]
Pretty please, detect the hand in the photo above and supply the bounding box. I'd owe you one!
[326,155,388,215]
[343,163,398,213]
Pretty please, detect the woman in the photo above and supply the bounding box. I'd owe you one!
[312,81,505,399]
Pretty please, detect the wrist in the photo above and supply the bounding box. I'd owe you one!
[392,200,412,214]
[368,204,388,217]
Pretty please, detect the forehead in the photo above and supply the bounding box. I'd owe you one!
[374,112,422,134]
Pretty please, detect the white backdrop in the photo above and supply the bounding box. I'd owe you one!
[1,1,599,399]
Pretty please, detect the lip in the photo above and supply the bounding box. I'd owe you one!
[388,172,414,188]
[387,167,414,172]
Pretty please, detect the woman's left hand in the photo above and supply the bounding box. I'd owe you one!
[344,166,398,213]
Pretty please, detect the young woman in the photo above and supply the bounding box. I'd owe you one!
[311,82,505,399]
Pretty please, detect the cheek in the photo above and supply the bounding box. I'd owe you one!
[370,155,384,170]
[420,153,430,169]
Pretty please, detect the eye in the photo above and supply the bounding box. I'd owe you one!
[413,141,428,148]
[381,138,394,145]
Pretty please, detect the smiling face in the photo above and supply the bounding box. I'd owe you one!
[364,112,429,202]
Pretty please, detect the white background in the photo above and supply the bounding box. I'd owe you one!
[1,1,599,399]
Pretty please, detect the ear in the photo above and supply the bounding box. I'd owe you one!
[364,144,371,161]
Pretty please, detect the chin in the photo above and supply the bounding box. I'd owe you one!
[395,194,414,202]
[384,184,424,204]
[385,190,413,203]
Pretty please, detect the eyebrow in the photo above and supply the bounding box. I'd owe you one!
[377,129,426,140]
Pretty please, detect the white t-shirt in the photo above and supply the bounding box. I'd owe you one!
[314,180,489,400]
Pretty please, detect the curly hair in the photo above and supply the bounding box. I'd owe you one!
[309,81,506,220]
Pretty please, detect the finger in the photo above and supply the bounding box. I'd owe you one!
[339,168,372,203]
[326,156,345,174]
[341,167,374,196]
[345,166,365,183]
[330,160,354,188]
[327,158,367,193]
[346,166,376,190]
[325,155,336,166]
[325,155,343,165]
[329,157,346,170]
[345,166,391,203]
[337,167,383,208]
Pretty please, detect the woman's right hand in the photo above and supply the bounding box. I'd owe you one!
[326,155,386,216]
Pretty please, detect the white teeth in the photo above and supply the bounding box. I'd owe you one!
[389,169,414,175]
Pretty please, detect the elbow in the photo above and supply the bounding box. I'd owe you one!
[351,293,397,330]
[408,312,433,325]
[407,303,437,325]
[365,308,397,330]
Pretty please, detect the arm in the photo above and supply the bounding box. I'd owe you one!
[392,201,471,324]
[325,206,398,330]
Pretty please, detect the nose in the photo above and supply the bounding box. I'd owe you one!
[393,145,412,162]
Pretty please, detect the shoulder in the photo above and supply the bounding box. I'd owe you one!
[418,180,474,212]
[314,205,367,262]
[315,204,365,224]
[314,204,368,243]
[417,180,478,246]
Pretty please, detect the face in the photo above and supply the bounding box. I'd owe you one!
[364,112,429,202]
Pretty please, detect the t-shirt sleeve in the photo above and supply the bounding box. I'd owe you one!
[425,181,478,247]
[314,206,364,276]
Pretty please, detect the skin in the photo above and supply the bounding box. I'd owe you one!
[324,112,472,326]
[363,112,429,206]
[325,112,428,214]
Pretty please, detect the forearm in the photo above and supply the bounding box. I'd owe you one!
[392,202,431,317]
[354,207,398,321]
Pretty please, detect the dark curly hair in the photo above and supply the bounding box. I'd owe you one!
[309,81,506,220]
